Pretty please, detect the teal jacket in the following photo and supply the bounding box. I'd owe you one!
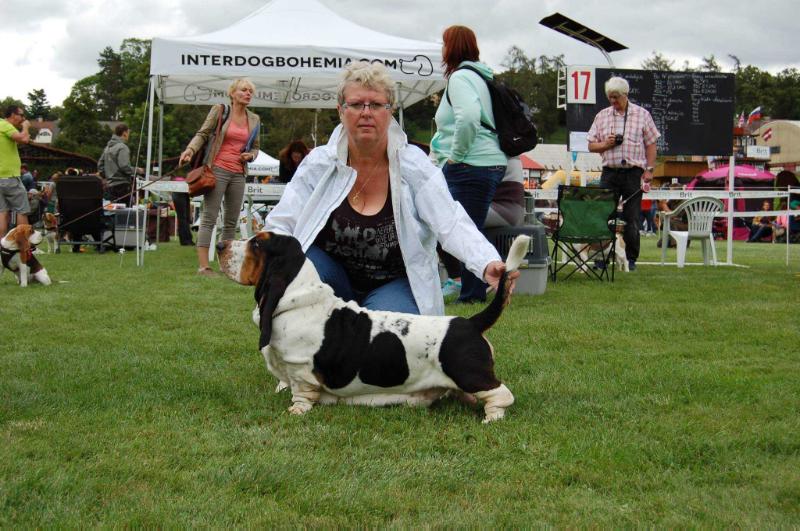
[430,61,507,168]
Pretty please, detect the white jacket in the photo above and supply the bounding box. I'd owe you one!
[264,119,501,316]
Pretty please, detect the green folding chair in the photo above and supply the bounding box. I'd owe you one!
[550,185,619,282]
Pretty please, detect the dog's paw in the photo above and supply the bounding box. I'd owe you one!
[288,402,313,415]
[482,410,506,423]
[275,381,289,393]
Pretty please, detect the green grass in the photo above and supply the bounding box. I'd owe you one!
[2,237,799,526]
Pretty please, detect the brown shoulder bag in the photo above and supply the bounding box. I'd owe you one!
[186,104,226,197]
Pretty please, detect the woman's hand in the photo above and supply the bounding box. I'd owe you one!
[240,152,254,163]
[179,149,194,165]
[483,261,520,294]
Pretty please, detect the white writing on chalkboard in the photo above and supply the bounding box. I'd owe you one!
[567,68,735,156]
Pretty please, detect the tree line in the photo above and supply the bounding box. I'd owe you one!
[4,42,799,166]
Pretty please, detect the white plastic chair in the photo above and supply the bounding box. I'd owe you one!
[659,196,723,268]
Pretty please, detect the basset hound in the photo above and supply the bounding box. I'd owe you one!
[1,224,52,287]
[41,212,59,254]
[216,232,530,423]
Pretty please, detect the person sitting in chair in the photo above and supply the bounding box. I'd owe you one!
[748,200,775,242]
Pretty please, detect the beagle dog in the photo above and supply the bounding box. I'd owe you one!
[41,212,59,254]
[1,224,52,287]
[217,232,529,423]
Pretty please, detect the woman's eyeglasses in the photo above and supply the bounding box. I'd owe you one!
[342,102,392,113]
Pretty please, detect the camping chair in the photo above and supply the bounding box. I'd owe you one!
[550,185,619,282]
[55,174,117,253]
[659,196,723,267]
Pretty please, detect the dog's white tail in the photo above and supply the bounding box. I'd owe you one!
[505,235,530,272]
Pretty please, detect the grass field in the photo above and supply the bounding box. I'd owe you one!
[2,236,799,526]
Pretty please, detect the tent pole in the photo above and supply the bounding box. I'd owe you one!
[725,155,734,265]
[313,109,319,147]
[395,83,404,130]
[154,100,164,247]
[140,77,155,266]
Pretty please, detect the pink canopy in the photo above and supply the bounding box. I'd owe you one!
[697,164,775,181]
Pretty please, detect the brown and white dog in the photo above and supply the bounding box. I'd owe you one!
[216,232,529,423]
[575,227,628,273]
[41,212,59,253]
[1,225,52,287]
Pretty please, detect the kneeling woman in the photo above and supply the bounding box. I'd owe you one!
[263,61,516,315]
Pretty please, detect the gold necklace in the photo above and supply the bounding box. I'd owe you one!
[349,159,386,203]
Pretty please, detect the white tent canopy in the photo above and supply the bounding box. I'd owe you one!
[138,0,444,265]
[248,150,280,175]
[149,0,445,109]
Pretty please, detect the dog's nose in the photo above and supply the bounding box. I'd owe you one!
[216,241,227,252]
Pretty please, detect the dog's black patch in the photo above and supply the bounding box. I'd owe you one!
[313,307,409,389]
[438,318,500,393]
[359,332,408,387]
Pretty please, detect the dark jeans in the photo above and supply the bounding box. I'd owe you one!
[601,167,643,262]
[306,245,419,314]
[443,162,505,302]
[172,191,193,245]
[748,224,773,242]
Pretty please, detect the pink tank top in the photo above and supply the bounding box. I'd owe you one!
[213,121,249,173]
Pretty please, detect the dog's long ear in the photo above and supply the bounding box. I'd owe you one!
[253,234,306,349]
[14,226,32,264]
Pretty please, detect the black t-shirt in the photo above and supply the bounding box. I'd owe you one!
[313,190,406,293]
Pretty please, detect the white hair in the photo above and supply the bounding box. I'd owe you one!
[337,61,395,107]
[605,76,630,96]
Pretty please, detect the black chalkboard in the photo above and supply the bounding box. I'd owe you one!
[566,68,734,156]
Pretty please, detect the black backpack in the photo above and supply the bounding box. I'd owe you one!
[446,65,538,157]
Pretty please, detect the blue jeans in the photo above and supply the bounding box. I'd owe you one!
[442,162,505,302]
[306,245,420,314]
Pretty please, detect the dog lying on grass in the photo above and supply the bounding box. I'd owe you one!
[216,232,529,423]
[1,224,52,287]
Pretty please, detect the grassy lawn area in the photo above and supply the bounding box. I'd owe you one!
[2,235,799,526]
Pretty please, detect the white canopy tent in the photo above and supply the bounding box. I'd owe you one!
[248,150,280,176]
[138,0,446,264]
[149,0,445,109]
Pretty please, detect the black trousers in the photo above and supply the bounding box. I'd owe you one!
[600,166,643,262]
[107,182,133,206]
[172,192,193,245]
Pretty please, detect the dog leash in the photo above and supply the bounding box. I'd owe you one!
[620,181,651,207]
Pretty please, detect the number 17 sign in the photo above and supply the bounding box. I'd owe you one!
[566,66,597,104]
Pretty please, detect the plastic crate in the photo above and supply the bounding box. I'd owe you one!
[484,224,550,296]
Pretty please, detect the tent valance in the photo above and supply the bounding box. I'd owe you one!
[149,0,445,109]
[248,150,280,175]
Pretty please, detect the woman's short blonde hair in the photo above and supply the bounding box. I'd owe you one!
[605,76,629,96]
[337,61,395,107]
[228,78,256,100]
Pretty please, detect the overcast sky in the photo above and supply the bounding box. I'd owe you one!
[1,0,796,107]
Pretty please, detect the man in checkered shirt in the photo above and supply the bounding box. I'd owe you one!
[587,76,660,271]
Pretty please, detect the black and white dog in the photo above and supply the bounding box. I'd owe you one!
[216,232,529,423]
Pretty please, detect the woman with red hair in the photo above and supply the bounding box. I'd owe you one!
[431,25,507,303]
[277,140,310,183]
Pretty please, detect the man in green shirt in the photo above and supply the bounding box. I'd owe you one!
[0,105,31,237]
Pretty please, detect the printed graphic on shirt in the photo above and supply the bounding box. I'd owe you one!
[314,194,405,293]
